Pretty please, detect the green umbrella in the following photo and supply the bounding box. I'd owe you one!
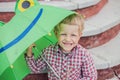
[0,31,57,80]
[0,21,5,27]
[0,0,75,80]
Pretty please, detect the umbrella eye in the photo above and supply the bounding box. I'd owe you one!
[17,0,35,12]
[22,1,30,9]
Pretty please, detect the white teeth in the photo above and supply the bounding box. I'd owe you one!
[65,43,72,46]
[63,42,72,46]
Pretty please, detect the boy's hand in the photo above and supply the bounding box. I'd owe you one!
[26,44,36,57]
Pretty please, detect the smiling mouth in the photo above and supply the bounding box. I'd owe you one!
[63,42,72,46]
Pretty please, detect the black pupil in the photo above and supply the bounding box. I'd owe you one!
[22,1,30,9]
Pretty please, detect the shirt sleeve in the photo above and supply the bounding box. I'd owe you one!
[25,54,47,74]
[80,49,97,80]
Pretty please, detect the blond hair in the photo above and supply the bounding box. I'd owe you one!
[54,13,84,33]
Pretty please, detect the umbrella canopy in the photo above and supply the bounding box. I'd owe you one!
[0,0,75,80]
[0,21,5,27]
[0,31,57,80]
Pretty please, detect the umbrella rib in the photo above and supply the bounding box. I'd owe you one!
[34,47,61,79]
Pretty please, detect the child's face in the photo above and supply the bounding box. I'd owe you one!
[56,24,82,53]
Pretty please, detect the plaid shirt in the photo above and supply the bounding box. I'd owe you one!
[26,44,97,80]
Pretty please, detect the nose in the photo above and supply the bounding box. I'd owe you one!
[65,35,71,41]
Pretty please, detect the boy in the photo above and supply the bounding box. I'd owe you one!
[25,13,97,80]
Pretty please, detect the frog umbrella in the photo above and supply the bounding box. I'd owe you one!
[0,21,5,26]
[0,0,75,80]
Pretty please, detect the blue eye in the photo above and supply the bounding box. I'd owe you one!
[61,34,66,35]
[60,33,66,36]
[71,34,76,36]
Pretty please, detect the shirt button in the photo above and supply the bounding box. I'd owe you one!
[63,69,66,72]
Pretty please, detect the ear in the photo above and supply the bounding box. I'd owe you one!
[54,30,58,37]
[79,32,82,38]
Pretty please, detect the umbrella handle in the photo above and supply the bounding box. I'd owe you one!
[34,47,61,80]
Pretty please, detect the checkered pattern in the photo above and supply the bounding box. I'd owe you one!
[25,44,97,80]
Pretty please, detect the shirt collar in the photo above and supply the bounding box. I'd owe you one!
[54,43,78,57]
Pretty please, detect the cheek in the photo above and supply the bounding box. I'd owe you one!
[73,36,81,42]
[74,38,79,43]
[58,36,65,42]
